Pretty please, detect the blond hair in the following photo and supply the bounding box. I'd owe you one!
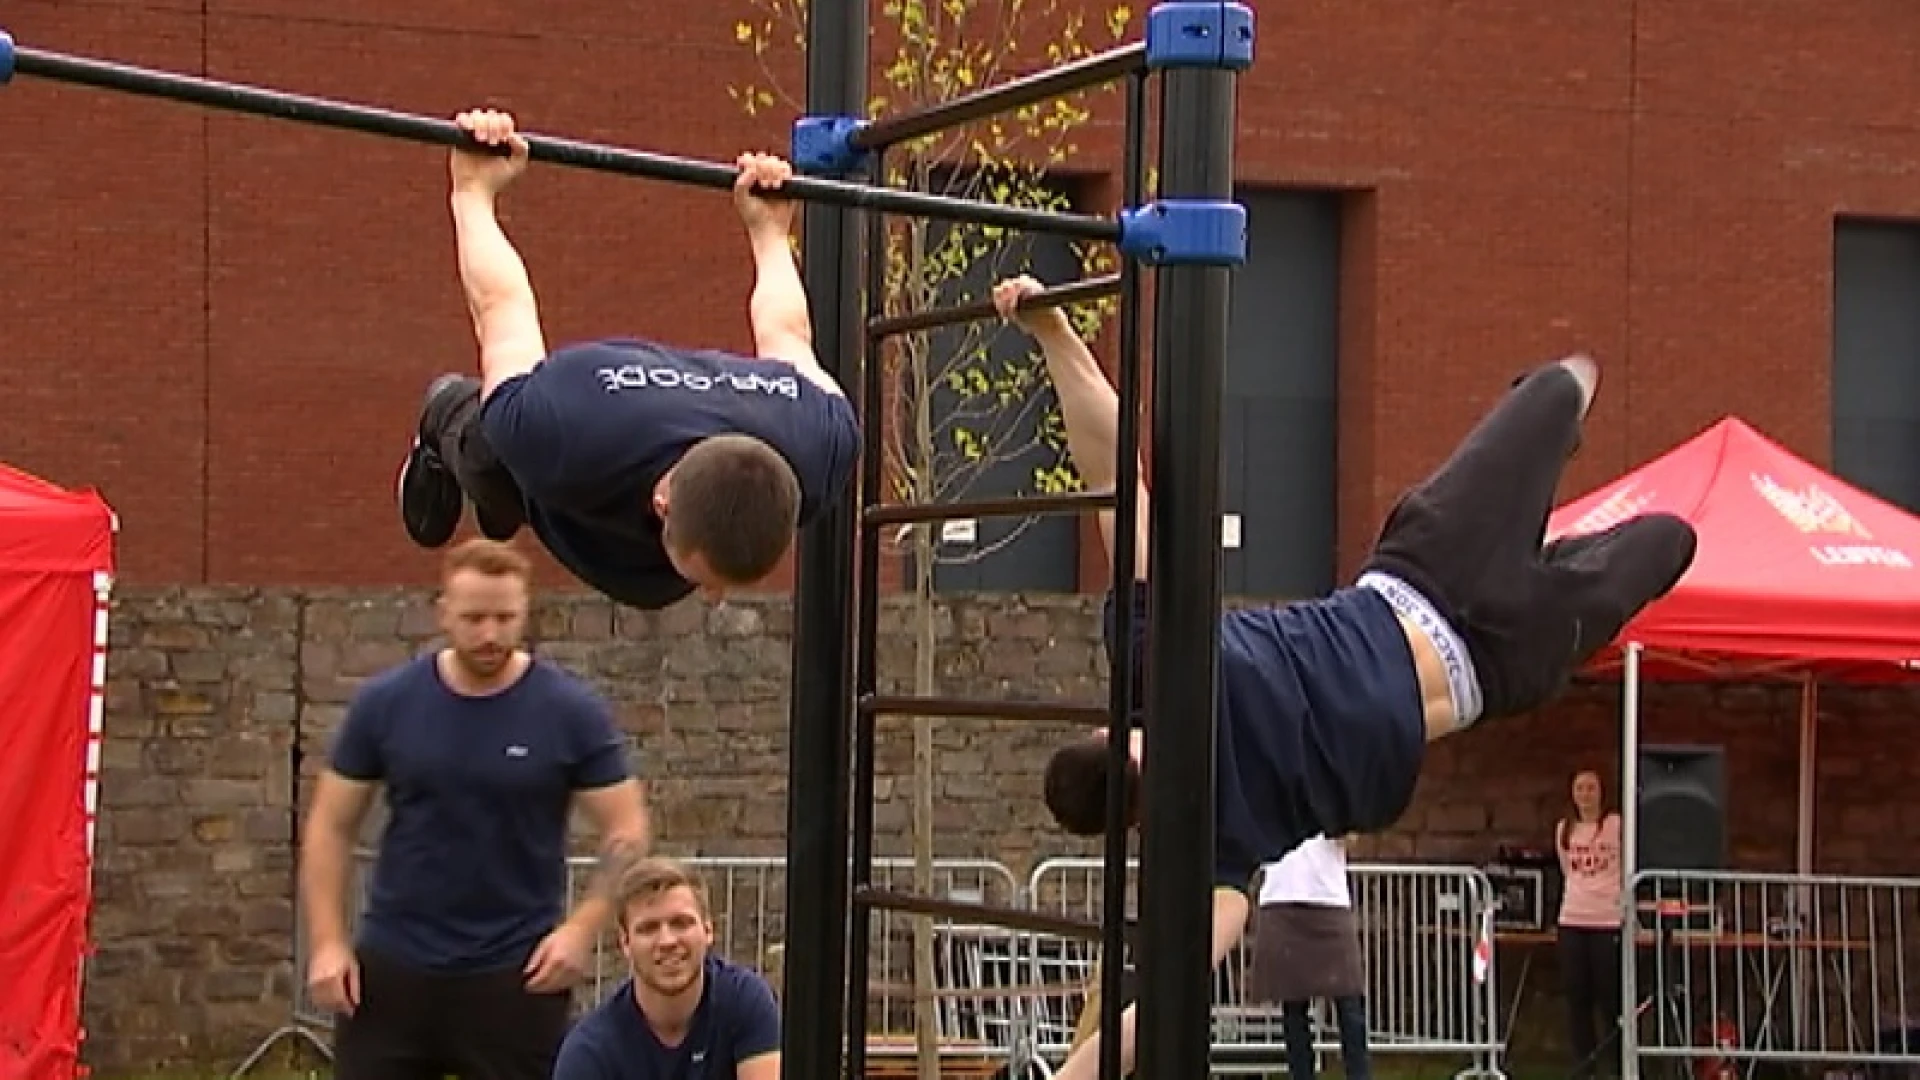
[441,537,532,582]
[611,855,710,924]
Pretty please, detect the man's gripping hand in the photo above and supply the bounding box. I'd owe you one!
[734,153,798,242]
[451,109,530,201]
[992,275,1074,338]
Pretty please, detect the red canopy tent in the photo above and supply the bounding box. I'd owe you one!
[0,463,115,1080]
[1545,416,1920,877]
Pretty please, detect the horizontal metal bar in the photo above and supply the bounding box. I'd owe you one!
[851,42,1148,151]
[860,694,1110,724]
[856,887,1134,945]
[1,37,1123,243]
[864,489,1116,528]
[867,273,1123,339]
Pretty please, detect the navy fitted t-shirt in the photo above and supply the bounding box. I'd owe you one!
[480,340,862,608]
[329,654,632,973]
[1105,584,1427,891]
[553,956,782,1080]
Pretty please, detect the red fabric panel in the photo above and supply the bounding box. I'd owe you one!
[0,571,95,1080]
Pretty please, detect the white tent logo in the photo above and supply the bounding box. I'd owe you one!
[1750,473,1872,539]
[1750,472,1911,569]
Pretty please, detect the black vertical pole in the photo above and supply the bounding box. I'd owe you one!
[782,1,865,1079]
[1096,68,1150,1080]
[844,147,891,1080]
[1135,40,1238,1080]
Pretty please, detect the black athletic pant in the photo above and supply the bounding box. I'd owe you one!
[429,380,528,535]
[331,948,573,1080]
[1361,360,1698,719]
[1558,925,1622,1078]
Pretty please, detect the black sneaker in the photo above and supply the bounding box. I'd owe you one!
[396,375,477,548]
[473,487,526,542]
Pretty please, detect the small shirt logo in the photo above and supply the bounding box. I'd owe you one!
[504,745,530,758]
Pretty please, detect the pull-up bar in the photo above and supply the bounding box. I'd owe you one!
[0,31,1123,245]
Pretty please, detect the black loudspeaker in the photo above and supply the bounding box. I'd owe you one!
[1636,744,1727,871]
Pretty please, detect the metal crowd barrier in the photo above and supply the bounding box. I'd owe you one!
[244,851,1026,1076]
[1623,868,1920,1078]
[1023,857,1505,1078]
[236,851,1505,1080]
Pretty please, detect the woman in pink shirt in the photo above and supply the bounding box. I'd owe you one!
[1555,768,1623,1078]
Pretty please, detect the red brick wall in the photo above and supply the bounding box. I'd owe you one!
[6,0,1919,591]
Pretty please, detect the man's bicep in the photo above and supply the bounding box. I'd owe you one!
[476,297,549,400]
[737,1051,782,1080]
[328,689,389,783]
[308,769,378,837]
[573,778,650,855]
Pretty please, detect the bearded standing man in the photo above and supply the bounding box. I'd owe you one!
[552,856,782,1080]
[299,538,652,1080]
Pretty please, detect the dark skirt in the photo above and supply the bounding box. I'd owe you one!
[1252,902,1366,1003]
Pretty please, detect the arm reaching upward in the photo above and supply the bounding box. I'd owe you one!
[448,109,548,400]
[992,276,1148,581]
[735,154,841,398]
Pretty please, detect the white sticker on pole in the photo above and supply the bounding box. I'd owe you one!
[1222,513,1242,550]
[942,519,978,546]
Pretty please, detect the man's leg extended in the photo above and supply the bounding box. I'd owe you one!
[1358,356,1604,721]
[1366,355,1598,609]
[1543,512,1698,665]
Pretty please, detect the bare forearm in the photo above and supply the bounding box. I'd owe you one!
[451,191,537,328]
[299,826,355,950]
[1031,318,1148,577]
[747,229,812,354]
[565,822,652,932]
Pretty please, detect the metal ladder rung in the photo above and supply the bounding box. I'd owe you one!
[855,886,1132,945]
[859,693,1108,724]
[864,489,1115,528]
[866,273,1123,339]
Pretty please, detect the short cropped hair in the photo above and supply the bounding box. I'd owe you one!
[663,435,802,584]
[1043,734,1140,837]
[611,855,711,924]
[441,537,532,582]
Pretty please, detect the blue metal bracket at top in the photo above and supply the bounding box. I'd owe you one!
[1117,200,1248,266]
[0,30,16,84]
[791,115,871,177]
[1144,2,1255,72]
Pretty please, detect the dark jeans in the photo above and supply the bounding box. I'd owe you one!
[1559,926,1623,1079]
[1360,360,1697,719]
[1281,995,1371,1080]
[331,947,573,1080]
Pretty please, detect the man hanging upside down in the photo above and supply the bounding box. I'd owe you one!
[398,109,861,608]
[989,275,1699,1080]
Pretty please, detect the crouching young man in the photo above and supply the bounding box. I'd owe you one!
[554,856,783,1080]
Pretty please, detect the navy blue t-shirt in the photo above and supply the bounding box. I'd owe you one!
[480,339,862,608]
[1105,584,1427,891]
[553,956,782,1080]
[329,654,632,973]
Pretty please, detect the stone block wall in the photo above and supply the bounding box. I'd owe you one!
[77,586,1920,1072]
